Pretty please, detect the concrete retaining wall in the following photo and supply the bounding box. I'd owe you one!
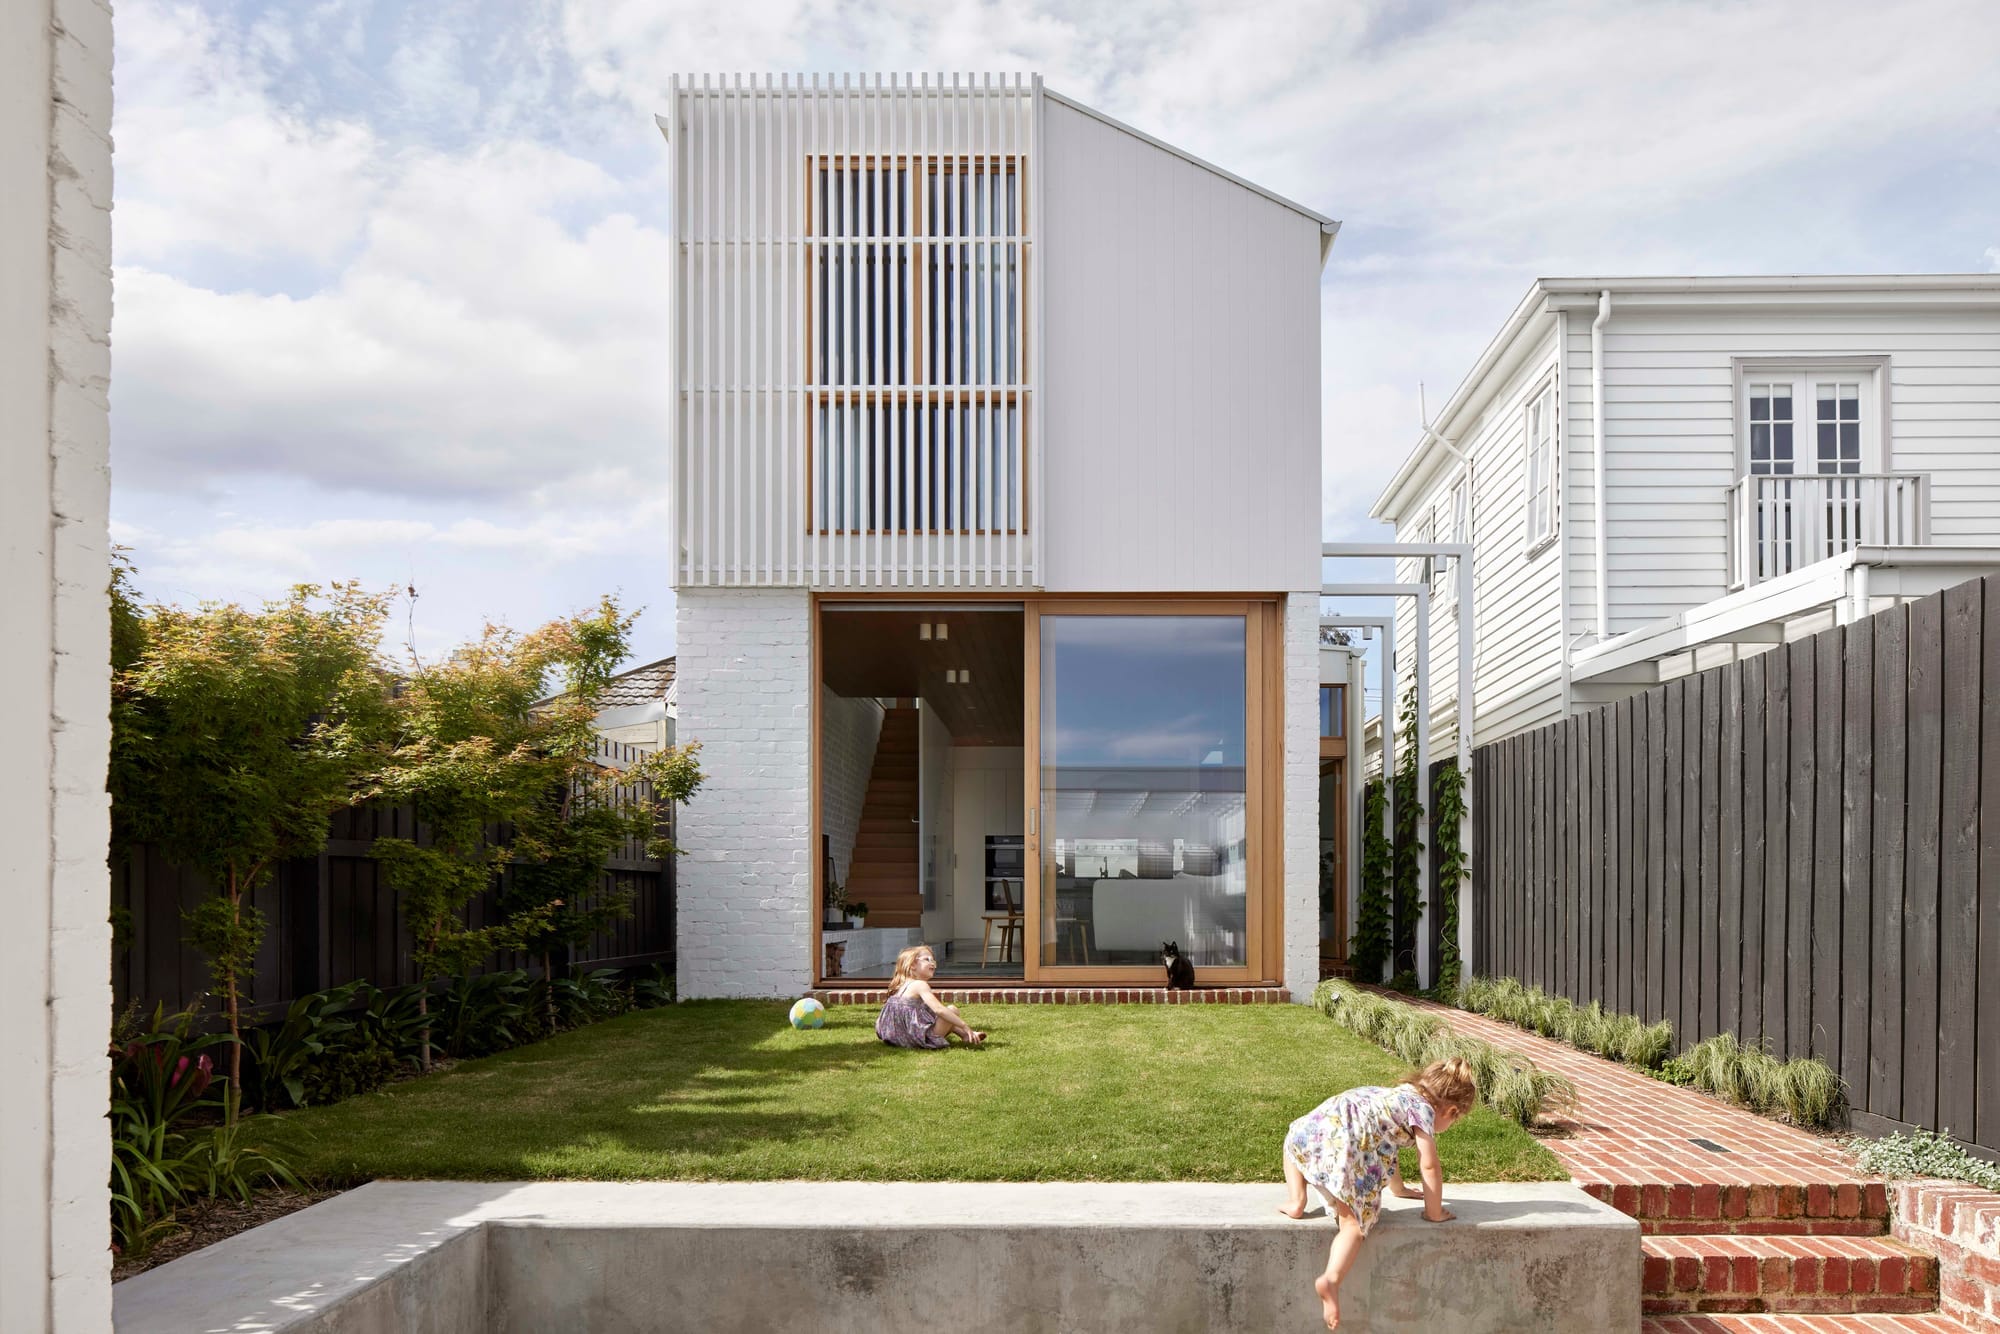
[114,1181,1637,1333]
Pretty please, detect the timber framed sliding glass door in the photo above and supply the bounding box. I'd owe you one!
[1023,600,1278,985]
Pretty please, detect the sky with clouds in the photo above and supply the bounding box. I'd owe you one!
[110,0,2000,669]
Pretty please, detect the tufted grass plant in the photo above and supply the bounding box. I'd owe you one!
[1677,1033,1844,1128]
[1775,1057,1844,1130]
[1487,1060,1578,1128]
[1621,1020,1676,1071]
[1314,979,1571,1128]
[1452,975,1676,1072]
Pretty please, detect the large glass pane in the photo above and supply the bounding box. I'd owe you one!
[1039,614,1250,968]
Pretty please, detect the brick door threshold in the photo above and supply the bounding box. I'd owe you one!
[811,985,1292,1005]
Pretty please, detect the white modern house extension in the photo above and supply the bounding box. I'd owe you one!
[658,74,1334,1000]
[1371,275,2000,751]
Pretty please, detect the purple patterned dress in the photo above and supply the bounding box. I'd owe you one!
[1284,1083,1436,1234]
[876,986,949,1049]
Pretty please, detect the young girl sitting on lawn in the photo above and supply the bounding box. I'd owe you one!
[875,945,986,1049]
[1278,1055,1477,1330]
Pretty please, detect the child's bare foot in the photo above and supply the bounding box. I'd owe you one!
[1277,1190,1308,1219]
[1315,1274,1341,1328]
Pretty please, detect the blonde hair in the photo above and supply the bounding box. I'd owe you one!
[887,945,934,994]
[1404,1056,1478,1115]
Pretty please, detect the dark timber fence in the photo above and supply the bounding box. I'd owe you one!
[111,736,677,1018]
[1472,572,2000,1156]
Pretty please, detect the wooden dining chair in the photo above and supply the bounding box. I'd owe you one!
[981,880,1026,965]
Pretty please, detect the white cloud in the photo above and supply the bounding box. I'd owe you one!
[110,0,2000,660]
[114,0,384,267]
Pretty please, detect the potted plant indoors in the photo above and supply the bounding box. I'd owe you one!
[846,902,870,930]
[823,879,848,932]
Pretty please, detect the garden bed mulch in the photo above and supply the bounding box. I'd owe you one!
[112,1188,343,1283]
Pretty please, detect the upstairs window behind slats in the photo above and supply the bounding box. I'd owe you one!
[810,156,1026,535]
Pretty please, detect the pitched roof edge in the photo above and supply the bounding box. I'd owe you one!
[1043,88,1339,231]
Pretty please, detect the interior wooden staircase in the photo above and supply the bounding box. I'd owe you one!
[846,705,921,930]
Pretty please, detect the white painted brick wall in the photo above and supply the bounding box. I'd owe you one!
[674,590,814,999]
[1283,591,1320,1002]
[818,688,882,890]
[2,0,114,1325]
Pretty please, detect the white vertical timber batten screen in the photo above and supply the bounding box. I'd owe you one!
[667,73,1038,589]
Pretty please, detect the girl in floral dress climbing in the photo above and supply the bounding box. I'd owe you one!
[1278,1056,1478,1329]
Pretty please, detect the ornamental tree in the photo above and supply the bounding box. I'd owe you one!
[373,599,699,1065]
[501,599,703,1030]
[109,576,392,1106]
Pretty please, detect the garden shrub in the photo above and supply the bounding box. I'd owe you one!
[1848,1126,2000,1192]
[109,1004,296,1256]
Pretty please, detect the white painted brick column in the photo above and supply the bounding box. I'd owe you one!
[674,589,813,999]
[2,0,115,1326]
[1283,591,1320,1002]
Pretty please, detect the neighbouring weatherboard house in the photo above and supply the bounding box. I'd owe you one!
[1371,275,2000,755]
[657,74,1334,1000]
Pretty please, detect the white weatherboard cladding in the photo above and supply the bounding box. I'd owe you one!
[1394,333,1567,749]
[1038,99,1322,594]
[1563,307,2000,639]
[666,75,1039,590]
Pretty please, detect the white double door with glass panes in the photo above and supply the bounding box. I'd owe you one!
[1742,372,1877,579]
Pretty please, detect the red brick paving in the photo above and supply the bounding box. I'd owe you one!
[1389,994,1989,1331]
[1644,1315,1973,1332]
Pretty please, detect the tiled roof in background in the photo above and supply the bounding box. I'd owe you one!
[598,656,675,708]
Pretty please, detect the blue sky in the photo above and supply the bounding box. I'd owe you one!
[110,0,2000,669]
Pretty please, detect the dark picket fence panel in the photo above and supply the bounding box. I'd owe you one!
[111,737,676,1018]
[1472,572,2000,1157]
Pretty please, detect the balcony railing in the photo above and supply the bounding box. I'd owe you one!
[1727,472,1930,590]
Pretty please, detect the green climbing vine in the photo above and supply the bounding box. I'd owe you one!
[1390,685,1426,977]
[1432,759,1468,993]
[1349,778,1392,980]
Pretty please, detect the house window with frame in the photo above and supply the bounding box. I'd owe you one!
[1739,368,1875,476]
[809,155,1025,536]
[1523,381,1558,552]
[1734,363,1889,585]
[1436,471,1469,603]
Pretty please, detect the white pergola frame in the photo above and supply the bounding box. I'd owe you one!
[1321,542,1475,987]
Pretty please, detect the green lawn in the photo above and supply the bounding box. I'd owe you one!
[250,1001,1566,1186]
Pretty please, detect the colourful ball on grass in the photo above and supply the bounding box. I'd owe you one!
[788,998,827,1030]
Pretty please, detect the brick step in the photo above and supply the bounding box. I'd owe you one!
[1644,1236,1940,1316]
[1584,1183,1892,1236]
[1645,1314,1974,1332]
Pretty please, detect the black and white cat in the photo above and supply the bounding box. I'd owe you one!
[1162,940,1195,990]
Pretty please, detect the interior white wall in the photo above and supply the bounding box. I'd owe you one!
[818,688,883,889]
[1,0,115,1323]
[917,703,955,943]
[949,747,1024,948]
